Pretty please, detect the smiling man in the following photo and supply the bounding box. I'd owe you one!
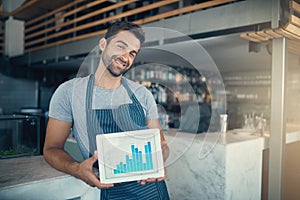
[43,21,170,200]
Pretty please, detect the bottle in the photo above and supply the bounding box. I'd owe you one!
[220,114,228,133]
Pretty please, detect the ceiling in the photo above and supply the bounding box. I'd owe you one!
[5,0,275,74]
[134,33,272,73]
[199,33,272,72]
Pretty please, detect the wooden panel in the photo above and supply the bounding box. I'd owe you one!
[288,39,300,47]
[25,29,107,53]
[26,0,136,35]
[255,30,273,40]
[288,44,300,55]
[25,0,85,27]
[265,29,283,38]
[24,0,236,53]
[248,32,269,42]
[134,0,234,25]
[288,46,300,55]
[290,15,300,27]
[10,0,39,16]
[291,1,300,15]
[25,0,179,47]
[284,23,300,36]
[288,40,300,54]
[275,28,300,40]
[240,33,261,43]
[0,11,9,19]
[25,0,106,33]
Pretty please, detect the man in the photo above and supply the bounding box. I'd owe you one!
[44,21,170,199]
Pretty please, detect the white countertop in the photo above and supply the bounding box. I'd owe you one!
[164,128,300,151]
[0,156,67,189]
[0,156,99,200]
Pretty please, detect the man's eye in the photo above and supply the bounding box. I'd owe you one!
[130,52,136,58]
[117,45,125,49]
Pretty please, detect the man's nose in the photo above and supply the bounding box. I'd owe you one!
[118,54,129,65]
[120,52,131,61]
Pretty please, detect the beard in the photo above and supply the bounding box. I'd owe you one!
[103,54,131,77]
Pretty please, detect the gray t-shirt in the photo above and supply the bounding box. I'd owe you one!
[49,76,158,121]
[48,76,158,157]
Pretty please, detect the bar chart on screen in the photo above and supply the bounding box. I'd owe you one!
[113,142,154,174]
[96,129,165,184]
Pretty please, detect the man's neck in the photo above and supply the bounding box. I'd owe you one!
[94,65,122,90]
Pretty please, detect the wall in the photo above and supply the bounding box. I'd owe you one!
[286,52,300,125]
[262,141,300,200]
[0,73,37,114]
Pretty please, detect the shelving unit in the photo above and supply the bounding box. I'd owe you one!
[222,71,271,129]
[125,62,212,132]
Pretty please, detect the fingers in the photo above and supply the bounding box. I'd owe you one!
[90,151,114,189]
[137,176,165,185]
[78,151,114,189]
[95,180,114,189]
[137,166,167,185]
[157,176,166,182]
[161,140,167,150]
[85,171,114,189]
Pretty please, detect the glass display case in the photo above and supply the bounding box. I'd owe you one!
[0,114,40,158]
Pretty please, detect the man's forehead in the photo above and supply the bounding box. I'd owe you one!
[109,31,141,49]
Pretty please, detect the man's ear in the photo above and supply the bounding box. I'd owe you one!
[99,38,106,51]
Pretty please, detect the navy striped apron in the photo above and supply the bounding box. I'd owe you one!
[85,74,169,200]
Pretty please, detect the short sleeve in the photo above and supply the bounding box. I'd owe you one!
[143,89,159,120]
[48,80,73,122]
[131,85,158,120]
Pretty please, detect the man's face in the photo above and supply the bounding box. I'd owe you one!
[100,31,141,77]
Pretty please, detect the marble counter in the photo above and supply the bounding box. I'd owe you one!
[0,156,99,200]
[163,128,300,200]
[164,130,265,200]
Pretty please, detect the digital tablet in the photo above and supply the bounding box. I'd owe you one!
[96,128,165,184]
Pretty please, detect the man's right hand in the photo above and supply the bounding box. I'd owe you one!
[75,151,114,189]
[44,118,114,189]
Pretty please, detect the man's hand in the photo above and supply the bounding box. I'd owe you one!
[75,151,114,189]
[137,167,167,185]
[137,140,168,185]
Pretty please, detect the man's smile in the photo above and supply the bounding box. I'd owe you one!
[113,57,128,68]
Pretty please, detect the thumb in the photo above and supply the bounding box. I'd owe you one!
[161,140,167,149]
[89,150,98,163]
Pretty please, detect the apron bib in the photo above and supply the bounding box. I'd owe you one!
[85,74,169,200]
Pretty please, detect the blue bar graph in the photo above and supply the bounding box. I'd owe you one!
[113,141,154,174]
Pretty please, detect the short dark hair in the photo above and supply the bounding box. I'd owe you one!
[104,21,145,46]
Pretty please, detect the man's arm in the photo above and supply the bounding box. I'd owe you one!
[146,118,170,161]
[43,117,113,189]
